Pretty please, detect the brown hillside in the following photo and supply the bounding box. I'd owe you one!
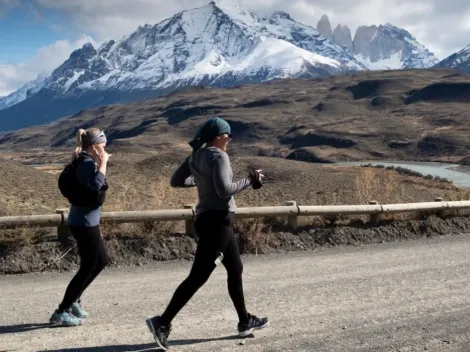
[1,153,467,217]
[1,69,470,164]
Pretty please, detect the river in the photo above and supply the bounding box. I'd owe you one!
[335,161,470,188]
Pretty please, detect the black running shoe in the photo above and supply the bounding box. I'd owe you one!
[238,313,269,337]
[145,316,171,350]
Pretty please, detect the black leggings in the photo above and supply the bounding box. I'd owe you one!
[160,211,249,325]
[58,225,109,312]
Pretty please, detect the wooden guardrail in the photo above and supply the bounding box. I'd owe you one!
[1,198,469,241]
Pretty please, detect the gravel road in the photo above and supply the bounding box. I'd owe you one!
[1,234,470,352]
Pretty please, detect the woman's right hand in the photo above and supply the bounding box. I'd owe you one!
[248,169,264,183]
[97,149,111,165]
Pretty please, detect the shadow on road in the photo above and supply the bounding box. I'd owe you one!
[37,345,158,352]
[171,334,241,345]
[36,335,242,351]
[0,323,52,334]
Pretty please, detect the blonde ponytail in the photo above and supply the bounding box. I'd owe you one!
[72,129,87,161]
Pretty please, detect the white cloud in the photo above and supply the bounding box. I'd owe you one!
[460,10,470,30]
[34,0,205,41]
[0,35,96,96]
[30,0,470,60]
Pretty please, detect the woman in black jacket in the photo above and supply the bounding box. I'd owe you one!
[50,127,110,326]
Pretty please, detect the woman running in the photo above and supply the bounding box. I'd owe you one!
[145,117,269,350]
[49,128,110,326]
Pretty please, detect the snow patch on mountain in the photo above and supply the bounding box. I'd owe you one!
[356,51,403,70]
[435,44,470,72]
[231,36,341,75]
[0,76,46,110]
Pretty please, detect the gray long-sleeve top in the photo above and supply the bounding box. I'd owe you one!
[170,146,252,215]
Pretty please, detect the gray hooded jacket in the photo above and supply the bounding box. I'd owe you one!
[170,146,252,215]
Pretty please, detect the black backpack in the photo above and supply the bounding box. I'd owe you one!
[58,153,108,207]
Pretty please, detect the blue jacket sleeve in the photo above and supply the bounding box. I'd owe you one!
[76,158,106,191]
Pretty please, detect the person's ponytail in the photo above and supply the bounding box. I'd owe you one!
[72,129,86,161]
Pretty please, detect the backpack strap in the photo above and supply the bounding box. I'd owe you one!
[71,152,86,165]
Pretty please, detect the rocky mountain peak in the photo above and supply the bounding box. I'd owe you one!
[435,44,470,72]
[317,15,333,39]
[333,24,353,53]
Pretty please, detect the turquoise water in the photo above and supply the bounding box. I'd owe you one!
[335,161,470,188]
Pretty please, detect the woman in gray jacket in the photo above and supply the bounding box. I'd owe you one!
[146,117,269,350]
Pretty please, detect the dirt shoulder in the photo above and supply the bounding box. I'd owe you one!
[2,215,469,275]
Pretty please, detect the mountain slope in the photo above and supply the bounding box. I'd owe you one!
[2,69,470,166]
[353,24,439,69]
[0,1,363,132]
[316,14,438,70]
[0,76,46,110]
[435,44,470,72]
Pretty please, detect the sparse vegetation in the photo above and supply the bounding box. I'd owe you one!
[1,154,470,246]
[2,151,470,274]
[3,69,470,273]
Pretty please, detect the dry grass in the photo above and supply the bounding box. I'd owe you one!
[0,199,56,252]
[100,176,194,239]
[0,157,68,216]
[1,152,470,248]
[235,218,268,254]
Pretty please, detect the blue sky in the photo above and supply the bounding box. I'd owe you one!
[0,1,95,96]
[0,6,76,64]
[1,0,470,97]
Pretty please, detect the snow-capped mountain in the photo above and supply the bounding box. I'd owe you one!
[353,24,439,69]
[0,1,367,131]
[435,44,470,72]
[0,76,46,111]
[44,3,363,94]
[316,15,439,70]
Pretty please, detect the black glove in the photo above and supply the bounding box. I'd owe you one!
[248,169,263,190]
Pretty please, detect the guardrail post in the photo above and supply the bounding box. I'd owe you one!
[285,201,298,232]
[184,204,196,237]
[434,197,444,217]
[369,200,380,224]
[56,209,69,242]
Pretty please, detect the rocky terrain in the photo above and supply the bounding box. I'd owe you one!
[1,69,470,165]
